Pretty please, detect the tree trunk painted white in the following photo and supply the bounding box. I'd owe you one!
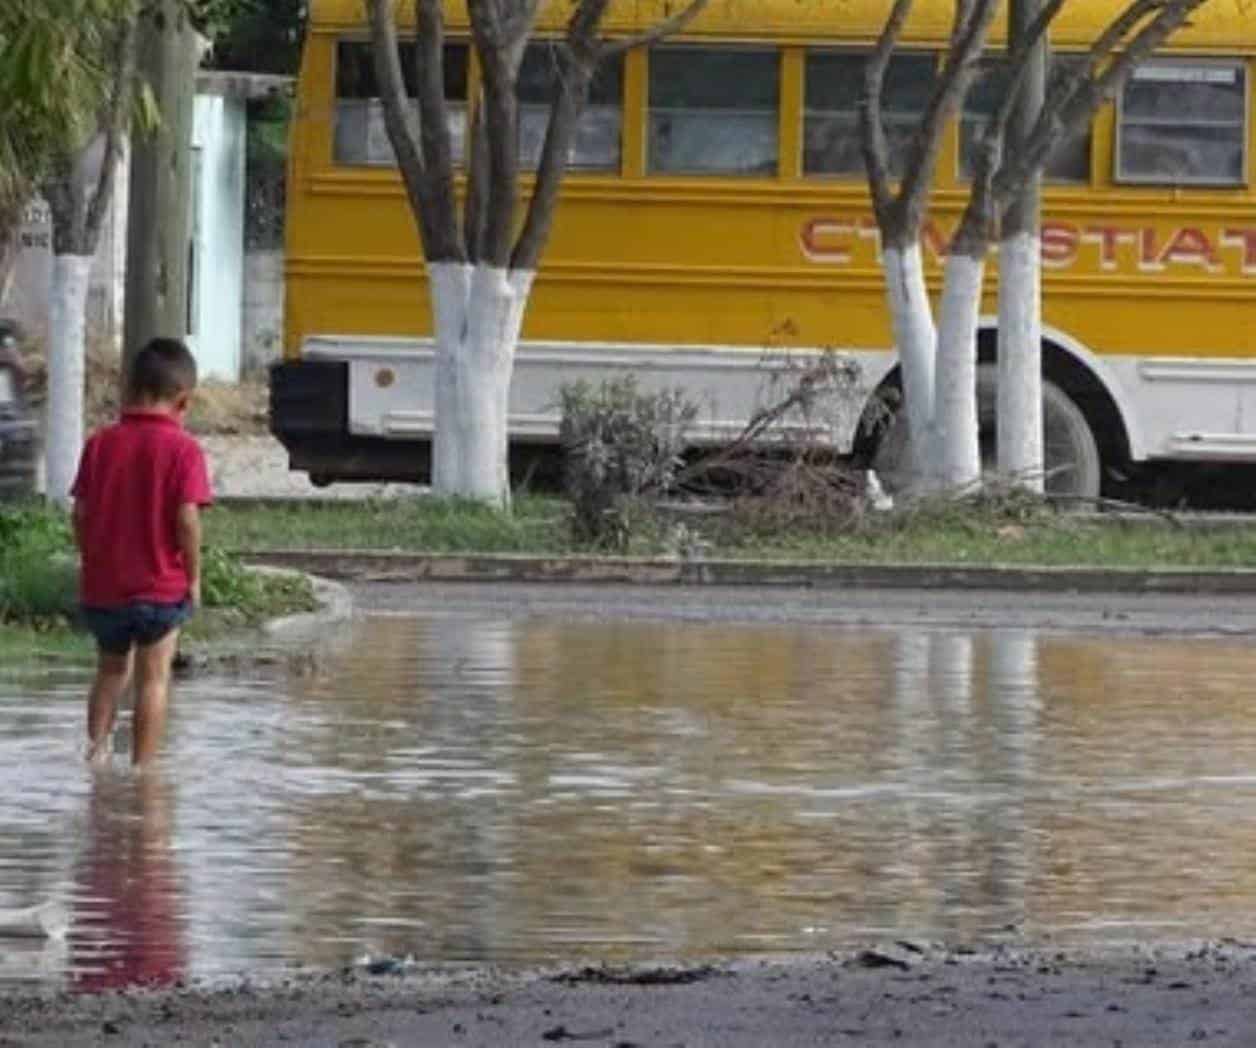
[458,266,515,505]
[46,255,93,506]
[495,269,535,496]
[429,261,473,493]
[428,263,532,507]
[882,244,937,487]
[997,231,1044,493]
[934,253,984,493]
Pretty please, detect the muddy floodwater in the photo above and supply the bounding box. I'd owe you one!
[5,591,1256,992]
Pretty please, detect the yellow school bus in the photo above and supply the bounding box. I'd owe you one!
[273,0,1255,499]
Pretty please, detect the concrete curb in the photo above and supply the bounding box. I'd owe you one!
[234,549,1256,595]
[246,566,355,639]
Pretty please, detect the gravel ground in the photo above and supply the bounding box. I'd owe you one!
[198,435,421,500]
[3,944,1254,1047]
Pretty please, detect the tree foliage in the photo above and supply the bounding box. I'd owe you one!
[199,0,306,74]
[0,1,129,211]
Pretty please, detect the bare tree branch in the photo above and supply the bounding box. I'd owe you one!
[512,50,590,271]
[511,0,711,272]
[995,0,1210,208]
[502,0,544,44]
[84,10,140,246]
[894,0,1000,237]
[1085,0,1164,73]
[567,0,613,49]
[993,0,1068,132]
[366,0,463,261]
[40,160,77,255]
[412,0,460,226]
[951,0,980,50]
[461,0,710,273]
[674,356,854,488]
[1038,0,1158,130]
[462,90,489,263]
[511,0,610,271]
[601,0,711,58]
[859,0,913,235]
[957,0,1067,250]
[467,0,536,267]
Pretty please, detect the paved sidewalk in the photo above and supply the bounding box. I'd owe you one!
[200,435,419,500]
[243,547,1256,595]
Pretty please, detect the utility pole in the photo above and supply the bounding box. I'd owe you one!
[997,0,1047,493]
[124,0,198,371]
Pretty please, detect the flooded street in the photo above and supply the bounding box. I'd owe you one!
[6,584,1256,992]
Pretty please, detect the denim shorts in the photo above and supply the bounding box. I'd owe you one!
[80,599,193,655]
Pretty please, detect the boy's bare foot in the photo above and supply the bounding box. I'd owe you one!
[84,735,113,768]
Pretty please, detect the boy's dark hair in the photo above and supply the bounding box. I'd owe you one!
[126,338,198,402]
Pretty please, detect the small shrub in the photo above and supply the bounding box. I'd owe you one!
[558,376,697,551]
[0,503,76,628]
[200,546,316,623]
[0,502,73,554]
[0,554,78,628]
[0,503,315,634]
[201,546,268,608]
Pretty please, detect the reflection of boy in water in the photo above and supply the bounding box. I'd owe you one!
[72,771,185,993]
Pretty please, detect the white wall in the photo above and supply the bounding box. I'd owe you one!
[4,200,53,342]
[242,248,284,373]
[2,145,127,354]
[1,142,128,352]
[189,94,245,381]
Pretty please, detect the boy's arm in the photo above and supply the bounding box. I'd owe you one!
[72,499,88,551]
[176,502,202,607]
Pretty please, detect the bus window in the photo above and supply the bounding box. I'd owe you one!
[804,52,935,177]
[518,44,624,172]
[960,57,1090,183]
[648,47,779,175]
[333,40,469,167]
[1116,60,1246,185]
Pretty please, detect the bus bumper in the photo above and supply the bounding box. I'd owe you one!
[269,359,433,485]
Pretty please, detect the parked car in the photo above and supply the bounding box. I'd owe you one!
[0,320,37,499]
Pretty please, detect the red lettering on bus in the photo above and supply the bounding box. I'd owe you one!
[1222,228,1256,273]
[1083,225,1133,270]
[800,218,854,264]
[1140,228,1163,270]
[1041,222,1080,268]
[1158,227,1219,270]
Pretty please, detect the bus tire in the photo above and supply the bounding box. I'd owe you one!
[872,364,1102,500]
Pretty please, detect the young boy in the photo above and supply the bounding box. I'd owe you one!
[72,338,213,767]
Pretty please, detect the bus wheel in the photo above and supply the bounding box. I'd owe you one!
[872,365,1102,500]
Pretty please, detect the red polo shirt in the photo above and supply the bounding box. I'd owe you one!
[71,411,213,607]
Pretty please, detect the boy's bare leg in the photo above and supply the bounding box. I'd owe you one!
[86,649,133,764]
[132,629,181,767]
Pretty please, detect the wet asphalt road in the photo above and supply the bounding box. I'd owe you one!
[353,580,1256,638]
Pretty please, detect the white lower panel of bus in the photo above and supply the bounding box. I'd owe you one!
[1119,355,1256,463]
[303,336,894,452]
